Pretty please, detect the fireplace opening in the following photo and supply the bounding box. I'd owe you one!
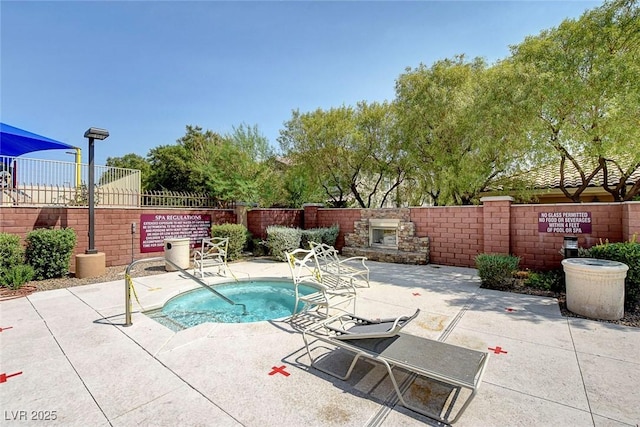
[369,219,400,249]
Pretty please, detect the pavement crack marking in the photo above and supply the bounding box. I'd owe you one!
[567,317,597,427]
[51,288,248,427]
[26,291,113,427]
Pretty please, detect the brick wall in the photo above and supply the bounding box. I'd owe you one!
[410,205,483,268]
[2,201,638,271]
[314,208,362,249]
[623,202,640,242]
[0,207,235,270]
[510,203,625,270]
[309,200,638,270]
[246,209,302,240]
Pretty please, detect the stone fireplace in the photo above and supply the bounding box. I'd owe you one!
[342,209,429,264]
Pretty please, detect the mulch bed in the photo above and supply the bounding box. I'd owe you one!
[0,285,37,302]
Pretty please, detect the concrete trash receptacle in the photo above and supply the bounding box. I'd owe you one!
[561,258,628,320]
[164,238,191,271]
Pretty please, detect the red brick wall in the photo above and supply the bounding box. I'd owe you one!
[482,197,512,254]
[510,204,624,270]
[0,207,235,270]
[3,201,638,272]
[315,208,362,249]
[410,206,483,268]
[623,202,640,242]
[246,209,302,240]
[310,201,637,270]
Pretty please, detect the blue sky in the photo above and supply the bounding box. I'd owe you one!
[1,1,600,166]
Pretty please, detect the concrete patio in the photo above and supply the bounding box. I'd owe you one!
[1,259,638,426]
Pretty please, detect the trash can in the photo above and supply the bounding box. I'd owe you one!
[562,236,579,258]
[164,238,191,271]
[561,258,628,320]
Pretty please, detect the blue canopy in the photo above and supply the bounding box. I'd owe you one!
[0,122,77,157]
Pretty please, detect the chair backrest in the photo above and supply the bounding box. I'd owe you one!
[309,241,340,266]
[330,309,421,340]
[202,237,229,259]
[285,248,321,285]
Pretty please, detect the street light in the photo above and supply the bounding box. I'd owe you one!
[84,127,109,254]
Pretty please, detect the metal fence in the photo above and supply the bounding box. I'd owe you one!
[0,156,228,208]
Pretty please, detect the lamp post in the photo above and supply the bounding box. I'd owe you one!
[84,127,109,254]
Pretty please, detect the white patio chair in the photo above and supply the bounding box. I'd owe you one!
[286,248,356,318]
[193,237,229,278]
[309,241,370,287]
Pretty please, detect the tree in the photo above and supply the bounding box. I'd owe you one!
[224,123,284,207]
[395,55,525,205]
[278,102,408,208]
[279,107,356,207]
[511,0,640,201]
[146,126,234,202]
[146,143,197,192]
[353,101,410,207]
[225,123,274,162]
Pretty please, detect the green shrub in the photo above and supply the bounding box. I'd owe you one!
[0,233,24,271]
[210,223,249,260]
[1,264,35,290]
[525,270,565,293]
[25,228,77,280]
[300,229,324,249]
[577,247,593,257]
[266,226,302,261]
[301,224,340,249]
[475,253,520,288]
[321,224,339,246]
[250,238,269,257]
[588,241,640,309]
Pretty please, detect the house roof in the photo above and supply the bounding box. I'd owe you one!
[525,157,639,189]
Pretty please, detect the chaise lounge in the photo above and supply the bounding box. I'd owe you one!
[302,310,489,424]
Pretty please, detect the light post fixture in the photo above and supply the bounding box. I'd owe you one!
[84,127,109,254]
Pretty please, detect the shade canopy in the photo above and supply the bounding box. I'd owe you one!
[0,122,77,157]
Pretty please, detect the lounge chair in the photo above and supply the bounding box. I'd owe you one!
[309,241,370,287]
[286,248,356,317]
[193,237,229,278]
[324,308,420,339]
[302,311,489,424]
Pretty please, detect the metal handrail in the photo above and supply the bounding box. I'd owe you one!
[124,256,247,327]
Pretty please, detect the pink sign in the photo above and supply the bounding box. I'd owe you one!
[538,212,592,234]
[140,214,211,253]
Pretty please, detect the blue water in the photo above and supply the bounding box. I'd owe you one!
[145,280,316,330]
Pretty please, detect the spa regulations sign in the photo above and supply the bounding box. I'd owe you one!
[140,214,211,253]
[538,212,592,234]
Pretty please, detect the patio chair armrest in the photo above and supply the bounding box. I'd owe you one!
[338,256,368,266]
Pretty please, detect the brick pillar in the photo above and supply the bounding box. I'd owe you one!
[303,203,324,229]
[234,202,251,227]
[480,196,514,255]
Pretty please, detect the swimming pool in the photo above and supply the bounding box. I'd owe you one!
[145,279,317,331]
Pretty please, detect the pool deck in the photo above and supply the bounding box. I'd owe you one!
[1,259,639,426]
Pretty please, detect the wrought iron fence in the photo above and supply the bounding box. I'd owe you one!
[0,156,230,208]
[141,190,231,208]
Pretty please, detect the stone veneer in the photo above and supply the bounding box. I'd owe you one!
[342,208,430,264]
